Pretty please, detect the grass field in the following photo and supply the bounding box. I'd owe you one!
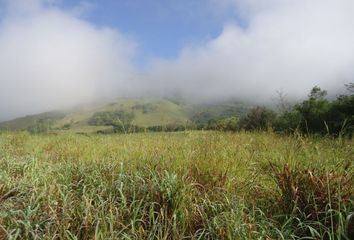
[0,131,353,239]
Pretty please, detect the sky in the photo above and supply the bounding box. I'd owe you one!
[0,0,353,120]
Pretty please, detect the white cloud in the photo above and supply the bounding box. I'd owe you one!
[145,0,354,101]
[0,0,137,120]
[1,0,354,120]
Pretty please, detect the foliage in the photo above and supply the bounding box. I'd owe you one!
[295,86,331,134]
[262,163,353,238]
[0,111,65,132]
[240,106,277,131]
[191,111,215,129]
[206,117,239,131]
[275,85,354,136]
[132,103,157,114]
[191,102,250,129]
[0,132,352,239]
[62,123,71,130]
[88,110,135,127]
[325,91,354,135]
[273,110,302,132]
[26,118,56,134]
[147,124,194,132]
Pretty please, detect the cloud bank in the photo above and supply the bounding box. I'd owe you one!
[1,0,354,120]
[0,0,137,120]
[145,0,354,101]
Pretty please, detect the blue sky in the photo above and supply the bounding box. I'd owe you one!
[59,0,240,64]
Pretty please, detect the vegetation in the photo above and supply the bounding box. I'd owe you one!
[132,103,157,114]
[273,85,354,136]
[26,118,57,134]
[206,117,239,131]
[0,131,352,239]
[0,99,192,133]
[0,99,253,134]
[226,85,354,136]
[239,106,276,131]
[1,84,353,137]
[0,111,65,132]
[88,110,135,127]
[191,102,250,129]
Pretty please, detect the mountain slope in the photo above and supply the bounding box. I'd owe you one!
[0,98,252,133]
[0,111,65,131]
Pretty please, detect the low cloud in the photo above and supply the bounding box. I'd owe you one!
[1,0,354,120]
[0,0,137,120]
[145,0,354,102]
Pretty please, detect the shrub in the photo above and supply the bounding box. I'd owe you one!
[207,117,239,131]
[62,123,71,130]
[27,118,55,134]
[88,110,134,126]
[260,163,354,239]
[240,106,276,131]
[276,85,354,136]
[273,110,302,133]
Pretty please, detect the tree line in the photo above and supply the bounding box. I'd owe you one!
[210,84,354,136]
[111,84,353,136]
[22,84,353,136]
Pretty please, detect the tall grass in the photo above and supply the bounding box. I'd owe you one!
[0,131,353,239]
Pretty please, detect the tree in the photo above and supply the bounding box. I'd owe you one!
[274,90,292,113]
[240,106,276,131]
[295,86,330,134]
[345,82,354,93]
[207,117,239,131]
[27,118,54,134]
[275,84,354,136]
[325,84,354,136]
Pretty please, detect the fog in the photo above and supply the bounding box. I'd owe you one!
[144,0,354,101]
[1,0,354,120]
[0,0,137,120]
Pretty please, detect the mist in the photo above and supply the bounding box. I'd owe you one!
[143,0,354,102]
[0,0,137,120]
[1,0,354,121]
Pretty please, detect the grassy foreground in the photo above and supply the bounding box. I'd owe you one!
[0,131,353,239]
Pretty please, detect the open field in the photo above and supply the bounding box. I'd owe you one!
[0,131,353,239]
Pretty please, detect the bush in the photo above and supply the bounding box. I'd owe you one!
[295,86,331,134]
[325,93,354,136]
[275,85,354,136]
[132,103,157,114]
[27,118,55,134]
[113,124,145,133]
[88,110,134,126]
[206,117,239,131]
[240,106,276,131]
[273,110,302,133]
[62,123,71,130]
[260,163,354,239]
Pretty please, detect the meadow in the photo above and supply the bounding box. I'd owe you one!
[0,131,353,239]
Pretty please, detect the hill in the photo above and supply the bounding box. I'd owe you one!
[0,111,66,131]
[0,98,252,133]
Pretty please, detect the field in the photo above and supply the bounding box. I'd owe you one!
[0,131,353,239]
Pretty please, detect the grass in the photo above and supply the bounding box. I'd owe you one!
[0,98,191,133]
[0,131,353,239]
[0,98,252,134]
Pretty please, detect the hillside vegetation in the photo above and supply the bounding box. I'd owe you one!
[0,131,353,239]
[0,98,251,134]
[1,85,353,137]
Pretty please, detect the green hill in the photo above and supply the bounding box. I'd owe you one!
[0,111,66,131]
[0,98,252,133]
